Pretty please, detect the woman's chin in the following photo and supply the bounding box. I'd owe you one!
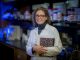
[37,21,45,24]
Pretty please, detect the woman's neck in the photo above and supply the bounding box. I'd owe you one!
[38,23,46,34]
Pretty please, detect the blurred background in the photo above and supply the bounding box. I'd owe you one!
[0,0,80,60]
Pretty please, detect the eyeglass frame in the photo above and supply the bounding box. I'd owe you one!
[35,14,46,18]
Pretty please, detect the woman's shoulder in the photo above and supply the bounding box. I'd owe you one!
[30,27,37,33]
[46,24,58,31]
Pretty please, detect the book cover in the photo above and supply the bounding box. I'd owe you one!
[40,38,55,47]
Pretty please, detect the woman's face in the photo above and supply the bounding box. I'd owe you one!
[35,10,47,25]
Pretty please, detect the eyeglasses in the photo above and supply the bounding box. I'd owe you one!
[35,15,46,17]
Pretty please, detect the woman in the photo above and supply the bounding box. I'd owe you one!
[26,7,63,60]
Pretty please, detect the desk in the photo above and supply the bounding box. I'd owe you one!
[0,40,30,60]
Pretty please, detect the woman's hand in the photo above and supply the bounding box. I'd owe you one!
[32,45,47,55]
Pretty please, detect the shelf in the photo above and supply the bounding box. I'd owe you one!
[2,19,80,30]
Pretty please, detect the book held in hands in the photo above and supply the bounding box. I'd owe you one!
[40,38,55,47]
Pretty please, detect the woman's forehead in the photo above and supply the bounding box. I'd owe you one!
[36,10,45,14]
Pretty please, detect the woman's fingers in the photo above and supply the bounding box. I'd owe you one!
[33,45,47,54]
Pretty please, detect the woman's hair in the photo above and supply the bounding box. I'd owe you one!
[32,7,51,27]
